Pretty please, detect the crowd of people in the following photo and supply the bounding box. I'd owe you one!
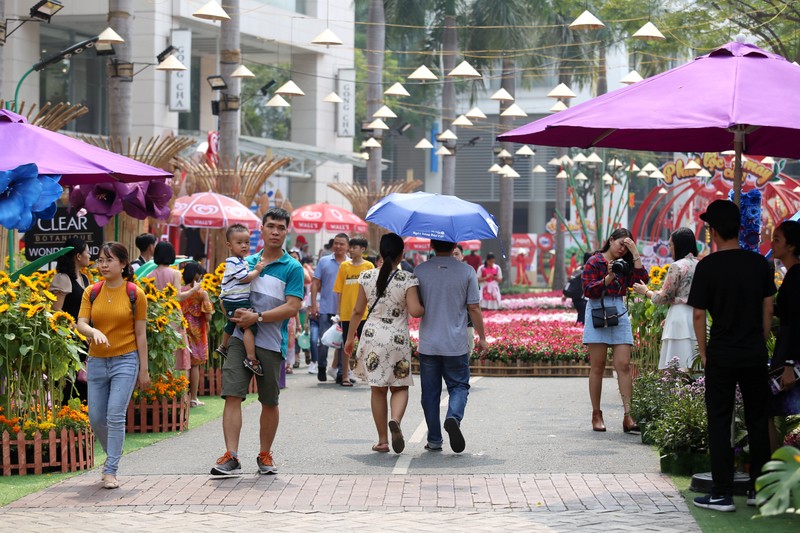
[47,199,800,513]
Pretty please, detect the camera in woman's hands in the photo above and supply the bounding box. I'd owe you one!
[610,258,631,276]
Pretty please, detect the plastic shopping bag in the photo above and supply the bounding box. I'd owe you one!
[321,323,343,348]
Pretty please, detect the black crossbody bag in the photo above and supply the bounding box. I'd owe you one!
[590,287,626,328]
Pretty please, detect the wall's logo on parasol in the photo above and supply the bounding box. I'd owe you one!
[329,209,344,221]
[300,211,322,220]
[225,206,248,217]
[192,205,219,216]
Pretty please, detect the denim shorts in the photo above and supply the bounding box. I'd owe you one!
[582,296,633,345]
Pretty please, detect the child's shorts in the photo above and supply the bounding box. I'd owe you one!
[222,299,259,335]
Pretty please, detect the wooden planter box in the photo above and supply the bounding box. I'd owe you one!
[1,427,94,476]
[126,395,190,433]
[198,366,257,397]
[410,358,612,377]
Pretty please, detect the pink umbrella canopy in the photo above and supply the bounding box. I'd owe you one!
[498,40,800,203]
[0,109,173,186]
[291,203,368,234]
[170,191,261,230]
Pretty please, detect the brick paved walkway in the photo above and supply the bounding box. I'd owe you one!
[4,472,698,532]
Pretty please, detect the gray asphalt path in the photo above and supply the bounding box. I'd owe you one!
[121,371,658,476]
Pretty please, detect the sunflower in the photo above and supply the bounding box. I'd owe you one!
[24,303,46,318]
[48,311,75,332]
[17,275,37,291]
[0,304,9,314]
[42,290,57,302]
[5,288,17,301]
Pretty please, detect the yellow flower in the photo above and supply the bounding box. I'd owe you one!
[43,290,57,302]
[0,304,9,314]
[25,303,46,318]
[6,288,17,301]
[18,275,36,291]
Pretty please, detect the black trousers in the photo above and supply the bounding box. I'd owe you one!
[705,361,771,495]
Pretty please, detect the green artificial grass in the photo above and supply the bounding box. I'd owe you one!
[673,475,800,532]
[0,394,255,507]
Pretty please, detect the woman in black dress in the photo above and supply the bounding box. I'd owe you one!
[49,237,92,401]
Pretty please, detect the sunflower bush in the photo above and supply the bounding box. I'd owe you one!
[135,276,189,383]
[627,264,670,371]
[0,270,86,427]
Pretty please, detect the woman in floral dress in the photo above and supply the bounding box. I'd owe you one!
[343,233,424,454]
[180,262,213,406]
[477,253,502,310]
[633,227,699,370]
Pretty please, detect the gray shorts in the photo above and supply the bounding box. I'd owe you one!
[221,337,282,406]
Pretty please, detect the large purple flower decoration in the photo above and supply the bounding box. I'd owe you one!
[0,163,62,231]
[122,179,172,220]
[70,179,173,226]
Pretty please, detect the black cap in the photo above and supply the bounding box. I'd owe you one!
[699,200,740,229]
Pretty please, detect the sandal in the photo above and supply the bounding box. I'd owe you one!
[215,345,227,358]
[340,379,353,387]
[388,419,405,453]
[243,358,264,376]
[372,443,390,453]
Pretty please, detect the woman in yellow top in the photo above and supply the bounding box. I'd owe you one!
[77,242,149,490]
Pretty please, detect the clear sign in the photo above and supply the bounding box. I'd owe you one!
[24,207,104,260]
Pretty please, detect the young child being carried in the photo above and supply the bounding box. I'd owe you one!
[216,224,268,376]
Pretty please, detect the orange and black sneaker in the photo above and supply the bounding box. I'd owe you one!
[256,451,277,475]
[210,451,242,477]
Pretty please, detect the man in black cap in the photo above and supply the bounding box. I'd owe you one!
[687,199,774,512]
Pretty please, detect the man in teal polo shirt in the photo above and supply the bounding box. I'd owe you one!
[210,208,305,477]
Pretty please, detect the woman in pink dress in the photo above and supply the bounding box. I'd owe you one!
[180,262,213,406]
[477,253,502,310]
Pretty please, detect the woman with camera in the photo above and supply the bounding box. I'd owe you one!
[582,228,649,432]
[632,227,699,370]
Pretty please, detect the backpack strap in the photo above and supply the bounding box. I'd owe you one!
[88,281,104,304]
[88,280,139,330]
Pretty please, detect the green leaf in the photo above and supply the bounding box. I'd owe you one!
[4,333,15,341]
[19,345,31,356]
[755,446,800,516]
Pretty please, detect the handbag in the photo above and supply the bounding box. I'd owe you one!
[769,362,800,395]
[590,288,626,328]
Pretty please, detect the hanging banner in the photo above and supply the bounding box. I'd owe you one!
[169,29,192,112]
[24,207,103,260]
[336,68,355,137]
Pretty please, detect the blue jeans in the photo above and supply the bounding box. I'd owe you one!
[309,316,320,363]
[419,354,470,447]
[87,351,139,475]
[315,313,342,374]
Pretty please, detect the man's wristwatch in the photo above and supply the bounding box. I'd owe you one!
[257,312,264,323]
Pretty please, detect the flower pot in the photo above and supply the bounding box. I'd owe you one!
[659,451,710,476]
[126,395,190,433]
[1,427,94,476]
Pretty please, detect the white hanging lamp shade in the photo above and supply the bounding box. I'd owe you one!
[547,83,576,99]
[372,105,397,119]
[275,80,305,96]
[193,0,230,21]
[452,114,473,127]
[620,70,644,85]
[794,185,800,192]
[556,170,568,179]
[504,167,521,178]
[569,10,605,31]
[363,137,382,148]
[500,103,527,117]
[496,165,510,176]
[586,152,603,163]
[367,118,390,130]
[488,163,502,173]
[550,101,568,113]
[761,156,776,164]
[98,27,124,44]
[415,138,434,149]
[231,65,256,78]
[633,22,666,41]
[572,153,588,163]
[384,82,410,97]
[496,149,512,158]
[607,158,623,169]
[515,145,535,156]
[602,173,614,183]
[156,55,187,71]
[266,94,290,107]
[642,162,659,172]
[448,60,481,79]
[437,129,458,141]
[323,91,343,103]
[628,163,640,172]
[532,165,547,173]
[560,155,573,166]
[408,65,438,81]
[574,172,588,181]
[696,168,712,178]
[311,28,343,46]
[490,88,514,101]
[548,158,561,166]
[658,187,668,194]
[650,169,666,179]
[435,146,452,156]
[684,159,702,170]
[465,107,487,120]
[637,170,650,177]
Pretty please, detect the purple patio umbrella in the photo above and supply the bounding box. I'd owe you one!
[0,109,173,185]
[498,39,800,205]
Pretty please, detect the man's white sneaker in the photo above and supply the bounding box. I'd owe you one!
[307,362,318,374]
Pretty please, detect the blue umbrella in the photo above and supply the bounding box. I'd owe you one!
[366,192,499,242]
